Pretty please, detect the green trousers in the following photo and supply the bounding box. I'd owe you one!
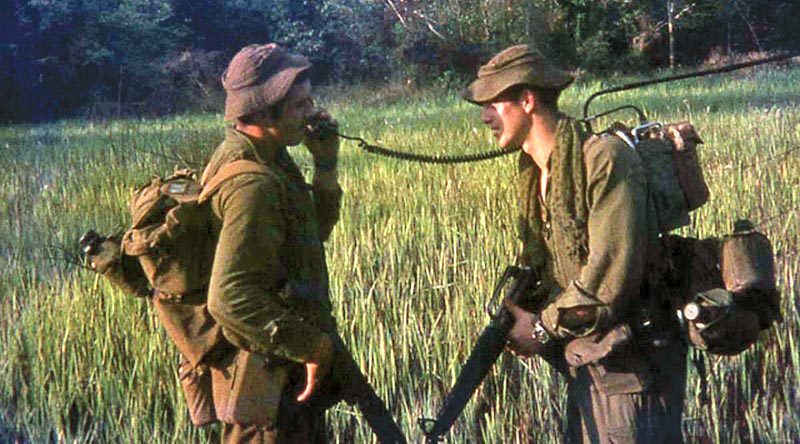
[565,341,687,444]
[221,368,328,444]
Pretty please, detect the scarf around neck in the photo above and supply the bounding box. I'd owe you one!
[517,116,589,276]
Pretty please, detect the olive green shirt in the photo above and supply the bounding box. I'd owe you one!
[203,128,342,363]
[522,135,655,339]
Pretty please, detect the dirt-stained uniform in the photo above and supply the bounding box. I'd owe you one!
[464,45,687,444]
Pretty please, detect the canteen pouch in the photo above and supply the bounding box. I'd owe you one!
[179,360,217,426]
[720,220,781,326]
[211,350,288,426]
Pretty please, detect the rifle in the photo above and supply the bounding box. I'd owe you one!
[314,331,408,444]
[418,265,539,443]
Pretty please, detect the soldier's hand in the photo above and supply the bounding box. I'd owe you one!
[564,324,631,367]
[303,108,339,165]
[296,333,334,403]
[504,298,548,358]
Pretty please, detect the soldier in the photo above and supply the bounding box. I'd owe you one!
[463,45,687,443]
[202,43,343,443]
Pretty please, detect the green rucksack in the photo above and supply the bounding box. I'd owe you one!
[606,121,709,232]
[81,160,276,366]
[608,122,781,355]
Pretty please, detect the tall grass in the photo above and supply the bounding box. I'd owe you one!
[1,66,798,442]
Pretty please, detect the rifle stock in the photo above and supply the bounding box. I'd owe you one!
[420,265,538,443]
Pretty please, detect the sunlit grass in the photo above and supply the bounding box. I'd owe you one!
[1,66,798,442]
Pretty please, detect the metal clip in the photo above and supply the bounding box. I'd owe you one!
[631,122,662,144]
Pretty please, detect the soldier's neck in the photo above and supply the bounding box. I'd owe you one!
[522,112,558,173]
[235,122,283,150]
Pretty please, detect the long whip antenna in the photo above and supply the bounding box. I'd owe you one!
[582,52,800,131]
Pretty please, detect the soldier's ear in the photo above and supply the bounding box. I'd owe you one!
[520,89,537,114]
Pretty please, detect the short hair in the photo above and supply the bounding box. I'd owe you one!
[238,71,311,125]
[497,84,561,113]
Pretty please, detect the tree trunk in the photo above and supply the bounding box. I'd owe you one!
[668,0,675,69]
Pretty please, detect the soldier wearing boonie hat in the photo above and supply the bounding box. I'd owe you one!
[466,45,687,443]
[198,43,344,443]
[222,43,311,121]
[462,44,573,104]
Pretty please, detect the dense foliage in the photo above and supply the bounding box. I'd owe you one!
[1,0,799,122]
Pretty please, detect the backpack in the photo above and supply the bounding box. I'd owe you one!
[610,122,781,355]
[82,160,280,426]
[83,160,275,365]
[605,121,709,232]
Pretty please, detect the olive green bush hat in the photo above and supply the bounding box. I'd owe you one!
[222,43,311,121]
[462,44,574,104]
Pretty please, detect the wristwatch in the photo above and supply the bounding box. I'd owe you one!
[532,319,553,345]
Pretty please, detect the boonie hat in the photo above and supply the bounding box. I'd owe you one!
[462,44,574,104]
[222,43,311,121]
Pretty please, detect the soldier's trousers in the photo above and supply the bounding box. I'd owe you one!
[220,367,328,444]
[220,394,327,444]
[565,341,688,444]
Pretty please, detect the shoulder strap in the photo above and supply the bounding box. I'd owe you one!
[198,159,277,203]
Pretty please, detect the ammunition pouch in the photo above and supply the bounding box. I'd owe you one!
[179,348,290,427]
[179,360,217,426]
[564,324,653,395]
[153,290,226,368]
[211,350,289,427]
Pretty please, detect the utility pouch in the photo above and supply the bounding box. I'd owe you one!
[564,324,632,368]
[79,232,150,298]
[720,220,781,326]
[584,347,651,395]
[153,291,226,368]
[662,235,724,308]
[211,350,288,427]
[664,122,709,211]
[683,288,762,355]
[636,137,691,231]
[178,360,217,426]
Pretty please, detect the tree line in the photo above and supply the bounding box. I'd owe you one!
[1,0,798,123]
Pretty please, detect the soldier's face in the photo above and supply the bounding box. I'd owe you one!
[271,79,314,146]
[480,96,530,149]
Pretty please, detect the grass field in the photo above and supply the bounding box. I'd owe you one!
[1,65,799,443]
